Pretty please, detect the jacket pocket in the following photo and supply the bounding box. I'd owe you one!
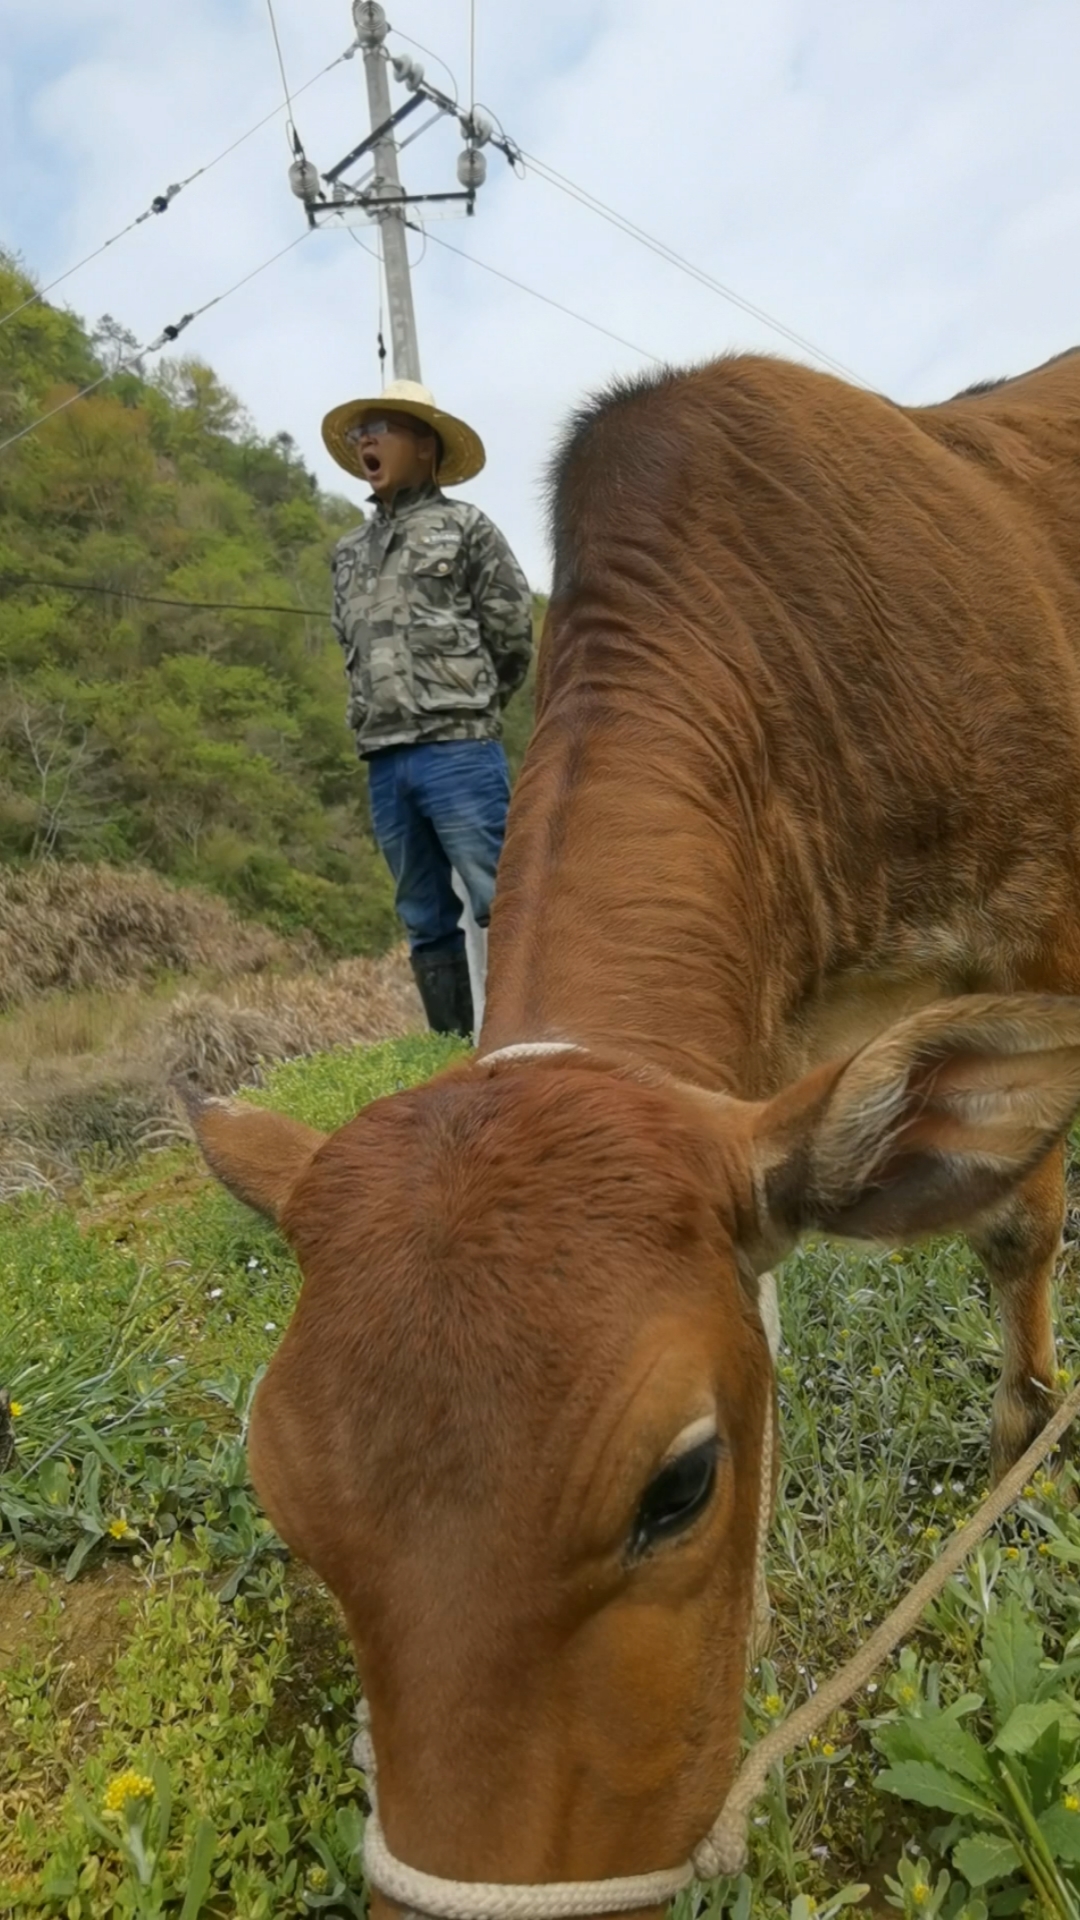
[408,626,498,714]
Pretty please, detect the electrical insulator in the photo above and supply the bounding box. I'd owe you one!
[461,109,494,147]
[457,147,487,191]
[352,1,388,49]
[288,157,322,202]
[391,53,425,90]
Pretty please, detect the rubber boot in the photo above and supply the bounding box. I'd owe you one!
[410,948,475,1040]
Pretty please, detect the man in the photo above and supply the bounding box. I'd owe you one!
[322,379,533,1039]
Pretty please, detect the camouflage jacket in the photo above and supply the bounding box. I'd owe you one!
[330,484,533,756]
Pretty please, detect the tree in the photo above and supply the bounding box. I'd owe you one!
[0,262,538,955]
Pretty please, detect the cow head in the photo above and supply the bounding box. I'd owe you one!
[187,995,1080,1902]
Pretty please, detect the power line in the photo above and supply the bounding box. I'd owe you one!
[414,225,664,366]
[264,0,295,114]
[0,45,352,331]
[0,575,331,618]
[517,148,868,388]
[264,0,301,154]
[0,230,313,457]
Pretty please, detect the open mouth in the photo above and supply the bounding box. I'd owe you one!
[361,450,382,478]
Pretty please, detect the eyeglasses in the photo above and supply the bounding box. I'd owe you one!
[345,417,423,444]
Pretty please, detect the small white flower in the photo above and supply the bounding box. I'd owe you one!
[264,1322,277,1333]
[866,1682,878,1694]
[932,1482,944,1495]
[208,1287,223,1300]
[247,1257,259,1270]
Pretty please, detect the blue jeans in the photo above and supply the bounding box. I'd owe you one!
[367,740,511,954]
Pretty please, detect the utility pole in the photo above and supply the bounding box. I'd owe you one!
[290,3,520,1031]
[353,2,421,383]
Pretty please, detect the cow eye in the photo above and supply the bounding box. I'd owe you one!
[629,1437,718,1560]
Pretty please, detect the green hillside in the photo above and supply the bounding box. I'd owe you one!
[0,252,537,955]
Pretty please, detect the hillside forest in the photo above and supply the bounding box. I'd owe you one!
[0,251,538,957]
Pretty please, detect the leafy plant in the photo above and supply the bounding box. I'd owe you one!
[874,1588,1080,1915]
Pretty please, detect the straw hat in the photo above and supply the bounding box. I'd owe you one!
[321,380,485,487]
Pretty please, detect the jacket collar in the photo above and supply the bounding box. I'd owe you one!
[369,481,444,523]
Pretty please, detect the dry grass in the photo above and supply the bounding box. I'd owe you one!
[155,949,422,1095]
[0,869,422,1195]
[0,862,305,1011]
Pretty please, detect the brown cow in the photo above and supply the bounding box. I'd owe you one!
[191,347,1080,1901]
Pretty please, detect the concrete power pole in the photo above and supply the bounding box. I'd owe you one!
[353,2,421,383]
[351,0,487,1033]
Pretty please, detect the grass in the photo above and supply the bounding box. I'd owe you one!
[3,1034,1080,1915]
[0,934,422,1199]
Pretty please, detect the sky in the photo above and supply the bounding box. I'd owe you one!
[2,0,1078,586]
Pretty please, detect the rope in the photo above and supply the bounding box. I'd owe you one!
[479,1041,582,1064]
[701,1372,1080,1876]
[351,1375,1080,1915]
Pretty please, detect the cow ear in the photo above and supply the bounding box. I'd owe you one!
[177,1084,327,1224]
[744,995,1080,1250]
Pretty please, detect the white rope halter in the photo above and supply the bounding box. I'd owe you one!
[353,1383,1080,1915]
[346,1041,1080,1913]
[479,1041,585,1066]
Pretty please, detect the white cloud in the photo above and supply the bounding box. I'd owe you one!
[2,0,1078,584]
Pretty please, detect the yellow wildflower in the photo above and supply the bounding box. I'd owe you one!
[871,1365,883,1378]
[103,1770,154,1815]
[1039,1542,1051,1556]
[809,1735,820,1752]
[898,1683,917,1706]
[8,1400,23,1418]
[822,1741,836,1757]
[106,1517,133,1541]
[1064,1792,1080,1813]
[912,1883,930,1908]
[307,1866,330,1891]
[923,1525,941,1542]
[1023,1485,1036,1500]
[1056,1368,1072,1389]
[763,1693,782,1716]
[1004,1546,1021,1561]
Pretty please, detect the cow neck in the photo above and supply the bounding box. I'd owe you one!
[479,634,788,1096]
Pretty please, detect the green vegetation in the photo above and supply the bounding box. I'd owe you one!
[1,1036,464,1916]
[0,253,539,956]
[5,1034,1080,1916]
